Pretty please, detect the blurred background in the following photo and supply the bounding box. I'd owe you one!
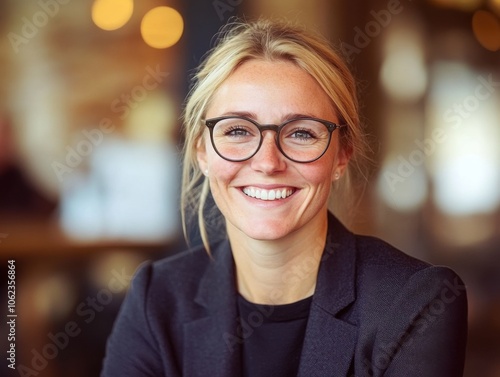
[0,0,499,376]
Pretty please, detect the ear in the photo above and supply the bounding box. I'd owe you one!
[332,146,352,181]
[196,136,208,174]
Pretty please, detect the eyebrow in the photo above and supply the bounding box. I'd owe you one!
[218,111,323,123]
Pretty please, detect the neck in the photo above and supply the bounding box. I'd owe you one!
[228,212,328,305]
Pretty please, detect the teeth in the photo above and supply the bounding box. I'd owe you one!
[242,187,295,201]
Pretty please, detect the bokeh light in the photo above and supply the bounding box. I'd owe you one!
[427,62,500,216]
[380,26,428,102]
[141,6,184,49]
[124,92,177,142]
[377,160,428,212]
[472,10,500,52]
[380,49,428,102]
[91,0,134,31]
[434,153,500,215]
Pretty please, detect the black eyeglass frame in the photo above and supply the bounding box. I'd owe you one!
[204,115,346,163]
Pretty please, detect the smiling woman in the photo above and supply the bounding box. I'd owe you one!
[101,19,468,377]
[197,59,348,245]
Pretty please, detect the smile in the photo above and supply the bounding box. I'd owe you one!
[242,187,295,201]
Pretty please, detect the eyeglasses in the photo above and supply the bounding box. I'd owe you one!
[204,116,346,163]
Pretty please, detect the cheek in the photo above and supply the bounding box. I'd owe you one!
[302,151,337,185]
[207,160,243,213]
[206,151,240,187]
[302,165,334,189]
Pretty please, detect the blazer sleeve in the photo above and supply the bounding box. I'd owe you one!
[370,266,468,377]
[101,262,171,377]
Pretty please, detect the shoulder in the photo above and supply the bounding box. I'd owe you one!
[348,237,467,375]
[328,213,434,283]
[131,243,215,300]
[351,234,467,324]
[152,244,212,283]
[325,213,466,311]
[353,233,461,287]
[354,234,430,277]
[102,244,223,376]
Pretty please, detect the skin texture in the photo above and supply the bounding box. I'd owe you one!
[197,59,349,304]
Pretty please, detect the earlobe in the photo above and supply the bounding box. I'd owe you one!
[332,148,351,181]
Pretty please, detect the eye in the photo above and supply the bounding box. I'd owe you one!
[224,126,253,137]
[290,128,316,140]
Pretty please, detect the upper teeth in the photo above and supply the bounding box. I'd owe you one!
[242,187,294,201]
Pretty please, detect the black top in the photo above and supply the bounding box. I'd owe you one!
[238,294,313,377]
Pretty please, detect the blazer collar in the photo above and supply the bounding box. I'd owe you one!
[183,240,241,377]
[184,213,358,377]
[313,212,357,315]
[297,213,358,377]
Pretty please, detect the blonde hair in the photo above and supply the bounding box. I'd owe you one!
[181,18,370,251]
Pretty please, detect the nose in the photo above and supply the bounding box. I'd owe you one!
[250,131,286,174]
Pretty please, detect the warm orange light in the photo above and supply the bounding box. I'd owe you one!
[490,0,500,15]
[141,6,184,49]
[472,10,500,51]
[91,0,134,31]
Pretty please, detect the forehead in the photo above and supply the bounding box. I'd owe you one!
[206,59,337,122]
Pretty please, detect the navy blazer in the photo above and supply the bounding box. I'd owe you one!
[101,214,468,376]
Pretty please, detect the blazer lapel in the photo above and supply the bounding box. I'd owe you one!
[183,241,241,377]
[298,214,358,377]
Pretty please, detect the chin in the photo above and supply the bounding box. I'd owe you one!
[234,221,295,241]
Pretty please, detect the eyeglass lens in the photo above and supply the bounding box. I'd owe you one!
[210,117,332,162]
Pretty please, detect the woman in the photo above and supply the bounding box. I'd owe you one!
[102,19,467,377]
